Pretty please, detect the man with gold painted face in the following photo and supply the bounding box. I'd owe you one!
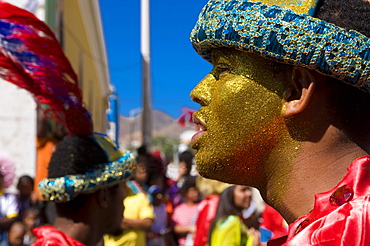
[190,0,370,245]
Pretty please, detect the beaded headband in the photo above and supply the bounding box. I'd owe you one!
[38,133,136,202]
[190,0,370,91]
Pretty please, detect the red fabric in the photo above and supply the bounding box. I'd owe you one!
[268,236,288,246]
[268,156,370,246]
[32,225,86,246]
[177,107,196,127]
[194,195,220,246]
[260,204,288,240]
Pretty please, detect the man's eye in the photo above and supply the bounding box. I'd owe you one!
[212,65,229,80]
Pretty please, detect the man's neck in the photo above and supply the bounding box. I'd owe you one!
[265,125,369,223]
[54,216,101,246]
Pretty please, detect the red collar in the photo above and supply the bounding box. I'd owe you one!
[269,156,370,246]
[33,225,86,246]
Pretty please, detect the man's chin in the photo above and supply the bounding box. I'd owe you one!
[196,160,230,183]
[197,158,261,186]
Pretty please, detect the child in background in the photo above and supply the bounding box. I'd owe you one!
[171,178,199,246]
[8,206,39,246]
[16,175,37,222]
[8,222,25,246]
[126,155,150,194]
[168,151,196,208]
[104,158,154,246]
[23,207,39,245]
[147,185,169,246]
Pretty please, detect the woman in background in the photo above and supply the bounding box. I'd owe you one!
[208,186,260,246]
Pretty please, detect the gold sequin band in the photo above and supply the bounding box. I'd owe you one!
[190,0,370,91]
[38,151,136,202]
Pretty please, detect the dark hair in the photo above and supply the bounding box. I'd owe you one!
[315,0,370,37]
[16,175,34,190]
[314,0,370,136]
[179,151,194,176]
[48,135,108,178]
[268,0,370,136]
[136,154,149,167]
[23,206,40,217]
[137,145,148,156]
[47,135,109,215]
[178,177,197,196]
[208,186,241,245]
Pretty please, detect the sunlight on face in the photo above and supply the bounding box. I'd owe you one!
[190,48,289,186]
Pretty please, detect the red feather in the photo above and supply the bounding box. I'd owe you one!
[177,107,196,127]
[0,1,92,135]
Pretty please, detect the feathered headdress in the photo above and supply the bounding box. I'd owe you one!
[0,1,92,135]
[0,2,137,202]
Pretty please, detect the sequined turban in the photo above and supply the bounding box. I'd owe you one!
[38,133,136,202]
[190,0,370,91]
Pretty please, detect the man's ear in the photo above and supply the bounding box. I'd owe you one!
[282,67,316,117]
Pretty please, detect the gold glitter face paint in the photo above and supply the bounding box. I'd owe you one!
[190,48,299,186]
[256,0,319,15]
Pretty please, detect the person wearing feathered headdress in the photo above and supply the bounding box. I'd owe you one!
[189,0,370,245]
[0,2,136,246]
[0,151,18,246]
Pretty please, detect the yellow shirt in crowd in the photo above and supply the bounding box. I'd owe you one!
[104,192,155,246]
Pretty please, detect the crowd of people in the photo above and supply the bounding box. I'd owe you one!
[0,152,40,246]
[101,148,288,246]
[0,148,287,246]
[1,0,370,244]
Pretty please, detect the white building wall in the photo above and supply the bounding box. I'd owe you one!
[0,81,37,193]
[0,0,45,192]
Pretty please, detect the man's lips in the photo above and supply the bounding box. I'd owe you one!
[191,116,207,146]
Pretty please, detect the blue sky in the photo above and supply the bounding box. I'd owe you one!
[99,0,211,119]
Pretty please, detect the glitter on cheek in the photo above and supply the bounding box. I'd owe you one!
[193,49,290,185]
[192,50,311,202]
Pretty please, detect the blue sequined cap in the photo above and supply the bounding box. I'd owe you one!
[190,0,370,91]
[38,133,136,202]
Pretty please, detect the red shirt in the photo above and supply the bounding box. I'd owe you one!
[194,194,220,246]
[260,204,288,243]
[269,156,370,246]
[32,225,86,246]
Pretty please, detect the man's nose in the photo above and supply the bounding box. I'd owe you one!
[190,73,216,106]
